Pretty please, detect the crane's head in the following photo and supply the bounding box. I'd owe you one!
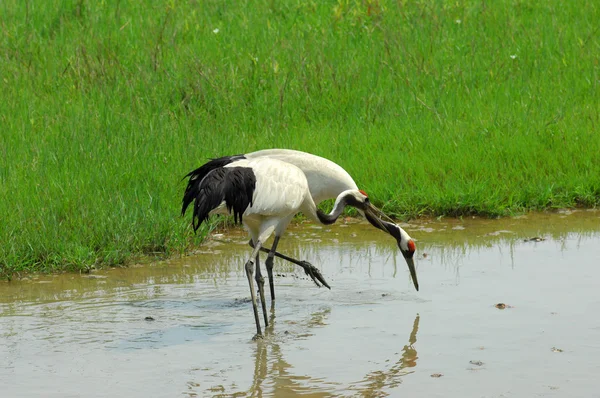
[353,190,419,291]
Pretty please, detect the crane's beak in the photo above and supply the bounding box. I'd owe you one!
[404,255,419,292]
[364,204,388,230]
[364,204,419,292]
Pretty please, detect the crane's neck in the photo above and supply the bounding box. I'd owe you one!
[364,210,413,253]
[364,211,401,239]
[315,191,356,225]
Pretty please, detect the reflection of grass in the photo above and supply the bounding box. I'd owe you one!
[1,1,599,274]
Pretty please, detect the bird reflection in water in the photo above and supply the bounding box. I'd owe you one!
[347,314,420,395]
[239,311,421,397]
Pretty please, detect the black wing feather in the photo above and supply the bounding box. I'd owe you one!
[190,168,226,231]
[181,155,245,216]
[223,168,256,223]
[182,161,256,232]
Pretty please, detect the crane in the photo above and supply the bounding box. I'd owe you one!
[183,149,418,296]
[181,154,419,338]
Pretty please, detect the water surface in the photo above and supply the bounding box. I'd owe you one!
[1,211,599,397]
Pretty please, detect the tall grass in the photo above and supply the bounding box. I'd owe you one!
[1,0,599,275]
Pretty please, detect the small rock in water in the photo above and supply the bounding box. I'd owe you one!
[495,303,514,309]
[469,360,484,366]
[234,297,251,304]
[144,316,155,321]
[524,236,545,242]
[430,373,443,378]
[551,347,563,353]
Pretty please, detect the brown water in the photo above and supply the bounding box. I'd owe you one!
[1,210,600,397]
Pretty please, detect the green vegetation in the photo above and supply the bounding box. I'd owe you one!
[1,0,599,276]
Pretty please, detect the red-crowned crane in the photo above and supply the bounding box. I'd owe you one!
[183,149,418,294]
[181,152,418,339]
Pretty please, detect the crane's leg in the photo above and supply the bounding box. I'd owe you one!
[248,240,331,289]
[265,235,281,303]
[254,251,269,327]
[244,241,264,339]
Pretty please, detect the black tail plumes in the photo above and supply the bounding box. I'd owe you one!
[220,168,256,223]
[181,155,245,217]
[181,156,256,232]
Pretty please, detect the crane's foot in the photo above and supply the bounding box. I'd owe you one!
[298,261,331,290]
[252,333,264,341]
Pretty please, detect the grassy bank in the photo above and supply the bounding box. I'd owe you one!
[1,0,599,276]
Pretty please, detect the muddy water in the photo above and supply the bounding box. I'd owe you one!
[1,211,600,397]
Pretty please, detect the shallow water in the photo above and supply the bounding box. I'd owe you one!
[1,210,600,397]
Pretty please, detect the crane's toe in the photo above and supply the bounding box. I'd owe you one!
[299,261,331,290]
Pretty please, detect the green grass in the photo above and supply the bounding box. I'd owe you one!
[1,0,599,277]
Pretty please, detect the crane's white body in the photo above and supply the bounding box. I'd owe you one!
[211,158,324,243]
[245,149,359,204]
